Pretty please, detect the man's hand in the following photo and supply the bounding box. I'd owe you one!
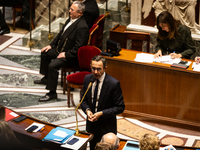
[92,111,103,122]
[86,110,94,122]
[57,52,66,58]
[41,45,51,53]
[154,50,162,58]
[86,110,103,122]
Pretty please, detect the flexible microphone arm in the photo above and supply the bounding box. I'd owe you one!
[75,77,95,136]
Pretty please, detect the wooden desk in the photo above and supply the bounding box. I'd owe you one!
[7,108,93,150]
[104,49,200,129]
[117,140,197,150]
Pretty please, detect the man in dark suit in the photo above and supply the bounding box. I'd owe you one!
[0,0,30,35]
[34,1,89,101]
[81,55,125,150]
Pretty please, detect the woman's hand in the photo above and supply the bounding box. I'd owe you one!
[154,50,162,58]
[170,53,182,59]
[195,56,200,64]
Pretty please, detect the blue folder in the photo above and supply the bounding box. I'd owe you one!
[42,127,75,144]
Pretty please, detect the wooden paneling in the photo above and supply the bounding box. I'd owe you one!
[104,49,200,127]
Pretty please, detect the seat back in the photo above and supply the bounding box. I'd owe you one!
[88,24,99,46]
[78,46,101,71]
[124,31,150,52]
[93,15,106,50]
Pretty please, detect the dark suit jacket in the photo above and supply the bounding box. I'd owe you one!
[83,0,99,29]
[50,16,89,61]
[81,73,125,135]
[0,0,29,7]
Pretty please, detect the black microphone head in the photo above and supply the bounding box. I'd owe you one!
[90,76,96,83]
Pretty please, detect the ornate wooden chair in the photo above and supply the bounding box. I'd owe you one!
[93,15,105,50]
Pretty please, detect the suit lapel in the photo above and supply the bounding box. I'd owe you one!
[59,17,82,45]
[98,74,109,108]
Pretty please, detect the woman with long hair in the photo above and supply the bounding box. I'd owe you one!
[154,11,196,59]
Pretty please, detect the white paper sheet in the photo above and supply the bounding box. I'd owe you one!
[192,62,200,71]
[61,135,90,150]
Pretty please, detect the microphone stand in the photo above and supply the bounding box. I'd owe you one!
[75,82,93,136]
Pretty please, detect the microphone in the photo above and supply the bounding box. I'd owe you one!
[75,76,96,136]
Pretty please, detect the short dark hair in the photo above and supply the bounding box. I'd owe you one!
[157,11,180,40]
[91,55,107,68]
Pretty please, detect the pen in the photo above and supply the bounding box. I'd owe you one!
[39,127,45,132]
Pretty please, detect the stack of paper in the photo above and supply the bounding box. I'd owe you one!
[134,53,154,63]
[134,53,182,65]
[192,62,200,71]
[154,55,181,64]
[25,122,45,132]
[42,127,75,144]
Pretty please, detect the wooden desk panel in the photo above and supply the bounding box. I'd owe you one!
[105,49,200,127]
[7,109,92,150]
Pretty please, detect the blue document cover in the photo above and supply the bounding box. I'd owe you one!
[123,141,140,150]
[42,127,75,144]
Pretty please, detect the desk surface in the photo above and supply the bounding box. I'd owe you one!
[107,49,195,72]
[104,49,200,128]
[6,107,92,150]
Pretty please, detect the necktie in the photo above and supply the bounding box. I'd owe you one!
[92,79,99,113]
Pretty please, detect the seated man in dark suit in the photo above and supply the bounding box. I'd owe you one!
[81,55,125,150]
[0,0,30,35]
[34,1,89,101]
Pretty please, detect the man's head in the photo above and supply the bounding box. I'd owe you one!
[69,1,85,19]
[139,134,160,150]
[91,55,107,80]
[95,142,114,150]
[100,132,120,150]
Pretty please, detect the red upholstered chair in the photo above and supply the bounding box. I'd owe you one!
[93,15,105,50]
[88,24,99,46]
[66,46,101,107]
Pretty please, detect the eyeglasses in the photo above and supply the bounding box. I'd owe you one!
[91,67,102,72]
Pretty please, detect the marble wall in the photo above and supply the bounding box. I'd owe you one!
[35,0,69,27]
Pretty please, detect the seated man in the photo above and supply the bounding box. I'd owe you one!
[0,10,10,35]
[34,1,89,101]
[98,132,120,150]
[139,133,160,150]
